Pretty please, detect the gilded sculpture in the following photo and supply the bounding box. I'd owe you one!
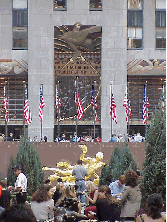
[42,144,105,185]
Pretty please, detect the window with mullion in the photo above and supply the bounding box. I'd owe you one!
[89,0,102,11]
[53,0,66,10]
[155,11,166,27]
[155,1,166,49]
[13,10,28,27]
[128,11,143,27]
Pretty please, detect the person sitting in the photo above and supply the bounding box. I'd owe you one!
[53,182,64,205]
[120,170,141,221]
[83,181,98,219]
[0,180,12,210]
[0,204,37,222]
[91,185,121,222]
[136,193,166,222]
[55,185,81,213]
[30,184,55,221]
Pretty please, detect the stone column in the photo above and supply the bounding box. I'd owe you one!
[101,0,127,141]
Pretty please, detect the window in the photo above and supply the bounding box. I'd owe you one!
[127,0,143,49]
[89,0,102,11]
[13,27,28,49]
[155,0,166,49]
[156,0,166,9]
[53,0,66,10]
[13,0,28,9]
[13,10,28,27]
[12,1,28,49]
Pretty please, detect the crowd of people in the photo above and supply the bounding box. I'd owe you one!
[0,132,145,143]
[0,162,165,222]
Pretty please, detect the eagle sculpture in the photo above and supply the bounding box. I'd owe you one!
[57,22,101,60]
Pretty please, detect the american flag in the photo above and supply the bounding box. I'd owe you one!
[4,86,9,122]
[123,91,132,123]
[56,85,61,122]
[24,88,32,124]
[110,86,117,124]
[77,93,84,120]
[94,97,97,123]
[91,85,94,106]
[142,85,149,124]
[39,85,45,123]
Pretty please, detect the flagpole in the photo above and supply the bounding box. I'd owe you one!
[23,82,26,138]
[127,82,130,137]
[145,81,147,140]
[41,84,43,141]
[161,79,164,114]
[93,82,96,140]
[76,76,78,142]
[110,81,113,138]
[4,83,7,141]
[57,81,60,138]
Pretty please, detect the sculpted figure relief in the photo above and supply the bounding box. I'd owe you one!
[57,22,101,60]
[42,144,105,185]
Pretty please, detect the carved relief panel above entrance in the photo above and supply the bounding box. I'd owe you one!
[54,23,102,76]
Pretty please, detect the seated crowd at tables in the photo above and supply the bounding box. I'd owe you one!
[0,170,165,222]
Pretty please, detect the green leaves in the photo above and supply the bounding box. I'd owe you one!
[7,135,44,195]
[99,143,137,184]
[141,108,166,209]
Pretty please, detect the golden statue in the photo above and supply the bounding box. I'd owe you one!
[42,144,105,185]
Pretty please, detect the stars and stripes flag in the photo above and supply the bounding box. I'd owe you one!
[91,85,98,123]
[74,79,84,120]
[94,97,97,123]
[39,85,45,123]
[123,89,132,123]
[77,93,84,120]
[142,85,149,124]
[4,86,9,122]
[24,88,32,124]
[110,85,117,124]
[56,85,61,122]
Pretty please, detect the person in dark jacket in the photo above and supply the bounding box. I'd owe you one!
[0,180,12,210]
[96,185,121,222]
[53,182,64,205]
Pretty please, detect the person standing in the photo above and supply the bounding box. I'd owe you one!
[120,170,141,221]
[72,160,88,203]
[9,165,27,204]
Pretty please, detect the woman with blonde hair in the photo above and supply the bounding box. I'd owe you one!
[30,184,55,221]
[120,170,141,221]
[83,181,99,219]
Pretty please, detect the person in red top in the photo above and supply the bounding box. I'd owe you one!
[83,181,99,219]
[0,184,2,197]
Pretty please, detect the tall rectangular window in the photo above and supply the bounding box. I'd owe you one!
[53,0,66,10]
[155,0,166,49]
[12,0,28,49]
[89,0,102,11]
[127,0,143,49]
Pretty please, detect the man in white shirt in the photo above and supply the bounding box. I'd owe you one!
[9,165,27,204]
